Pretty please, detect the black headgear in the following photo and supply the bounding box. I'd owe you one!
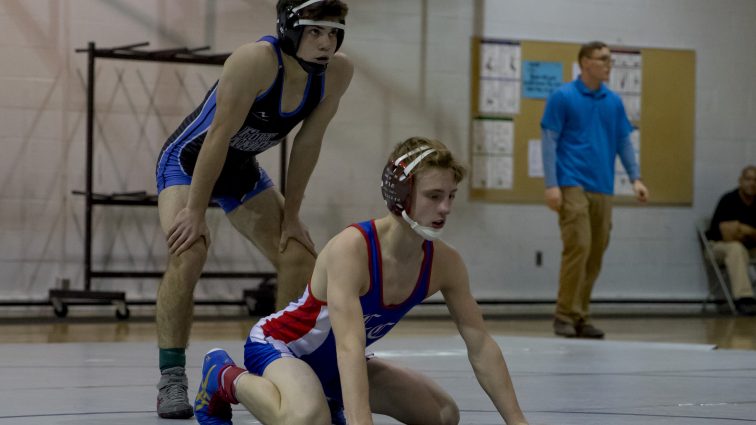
[380,146,437,216]
[277,0,346,75]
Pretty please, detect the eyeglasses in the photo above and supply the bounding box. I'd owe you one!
[589,55,612,64]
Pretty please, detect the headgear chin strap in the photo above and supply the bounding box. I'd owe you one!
[277,0,346,75]
[402,210,444,241]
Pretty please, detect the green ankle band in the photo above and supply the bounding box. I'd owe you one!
[159,348,186,370]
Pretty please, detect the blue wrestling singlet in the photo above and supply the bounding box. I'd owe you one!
[243,220,434,402]
[155,35,325,212]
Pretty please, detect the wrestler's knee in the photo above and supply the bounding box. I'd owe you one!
[278,239,316,270]
[169,237,209,281]
[280,401,330,425]
[438,399,460,425]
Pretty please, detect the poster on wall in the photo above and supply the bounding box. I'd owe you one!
[480,40,520,79]
[478,40,521,115]
[471,117,514,190]
[479,80,520,115]
[472,154,513,190]
[609,51,642,122]
[472,118,513,155]
[609,51,642,195]
[522,61,563,99]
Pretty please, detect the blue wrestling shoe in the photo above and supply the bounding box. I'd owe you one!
[195,348,235,425]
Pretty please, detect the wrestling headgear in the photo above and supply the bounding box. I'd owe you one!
[380,146,444,241]
[277,0,346,75]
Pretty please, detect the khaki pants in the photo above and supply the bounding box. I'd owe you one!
[555,187,612,324]
[710,241,756,299]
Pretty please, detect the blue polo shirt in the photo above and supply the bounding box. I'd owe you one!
[540,78,634,194]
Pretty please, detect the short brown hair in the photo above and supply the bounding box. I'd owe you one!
[388,137,467,183]
[578,41,608,64]
[277,0,348,21]
[741,165,756,178]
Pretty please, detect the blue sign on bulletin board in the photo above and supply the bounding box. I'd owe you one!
[522,61,563,99]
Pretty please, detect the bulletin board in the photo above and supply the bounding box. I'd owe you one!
[469,38,695,205]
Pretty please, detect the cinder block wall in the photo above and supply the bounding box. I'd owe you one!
[1,0,754,303]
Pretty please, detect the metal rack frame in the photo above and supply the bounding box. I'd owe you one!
[49,42,282,319]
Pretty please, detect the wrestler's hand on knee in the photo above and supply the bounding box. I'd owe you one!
[279,216,315,256]
[167,207,211,255]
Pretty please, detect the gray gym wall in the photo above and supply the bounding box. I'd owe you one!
[0,0,754,305]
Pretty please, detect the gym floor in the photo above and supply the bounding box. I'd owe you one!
[1,310,755,424]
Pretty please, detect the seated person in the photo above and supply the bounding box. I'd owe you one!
[193,136,530,425]
[707,165,756,315]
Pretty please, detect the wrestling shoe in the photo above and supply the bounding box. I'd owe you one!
[195,349,237,425]
[157,366,194,419]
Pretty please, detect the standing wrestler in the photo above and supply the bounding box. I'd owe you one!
[154,0,352,418]
[193,137,530,425]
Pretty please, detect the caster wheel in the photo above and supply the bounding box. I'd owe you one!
[115,306,130,320]
[53,304,68,318]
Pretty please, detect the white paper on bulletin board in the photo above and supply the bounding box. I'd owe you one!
[478,40,521,115]
[571,62,581,80]
[479,78,520,115]
[480,41,521,79]
[473,119,514,155]
[528,139,544,178]
[472,154,488,189]
[609,51,642,122]
[472,154,513,190]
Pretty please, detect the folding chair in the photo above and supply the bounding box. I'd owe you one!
[697,218,738,315]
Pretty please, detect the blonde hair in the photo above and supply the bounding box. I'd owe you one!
[388,137,467,183]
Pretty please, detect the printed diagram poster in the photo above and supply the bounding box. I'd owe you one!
[472,118,514,190]
[472,119,513,155]
[609,51,642,122]
[522,61,563,99]
[614,131,641,195]
[610,51,642,195]
[479,80,520,115]
[480,41,520,79]
[473,155,513,190]
[478,41,521,115]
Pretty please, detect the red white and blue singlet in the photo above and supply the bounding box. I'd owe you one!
[243,220,434,400]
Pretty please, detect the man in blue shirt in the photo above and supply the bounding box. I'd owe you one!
[541,41,649,338]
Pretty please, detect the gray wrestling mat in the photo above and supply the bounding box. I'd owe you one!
[0,335,754,424]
